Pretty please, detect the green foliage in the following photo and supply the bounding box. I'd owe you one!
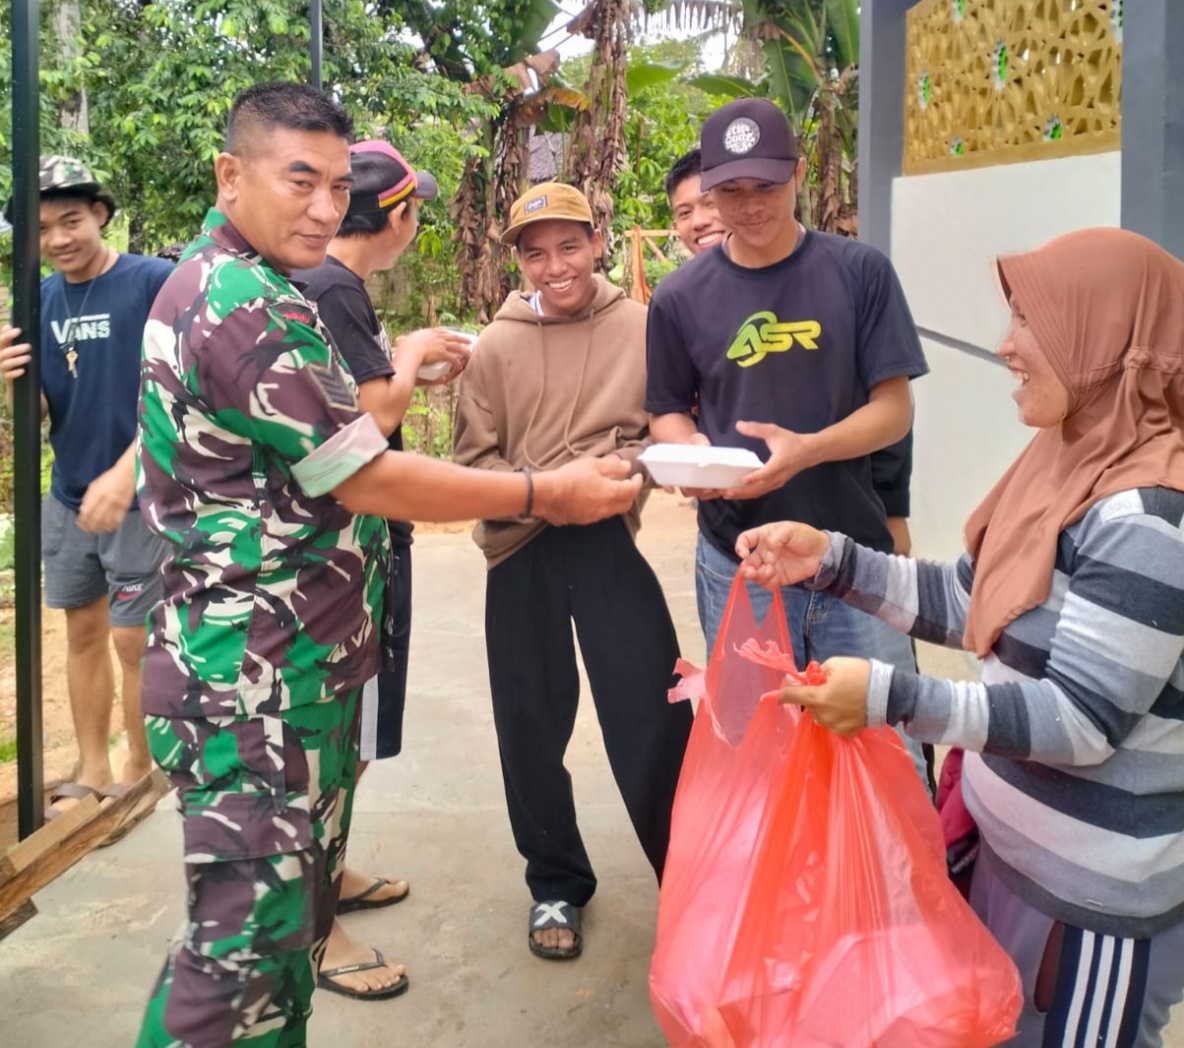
[400,386,455,460]
[0,413,55,573]
[0,513,11,573]
[0,0,496,255]
[610,39,716,235]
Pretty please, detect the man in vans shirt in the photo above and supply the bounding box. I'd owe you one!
[293,138,470,1002]
[454,181,693,961]
[0,156,172,822]
[663,146,917,560]
[646,100,930,780]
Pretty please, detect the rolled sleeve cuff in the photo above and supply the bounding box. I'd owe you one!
[291,414,389,498]
[865,658,895,729]
[809,531,847,591]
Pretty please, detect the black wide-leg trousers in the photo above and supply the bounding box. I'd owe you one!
[485,516,693,907]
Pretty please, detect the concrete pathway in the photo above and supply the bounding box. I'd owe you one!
[0,492,1180,1047]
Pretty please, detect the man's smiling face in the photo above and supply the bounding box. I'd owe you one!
[515,219,602,317]
[669,174,726,255]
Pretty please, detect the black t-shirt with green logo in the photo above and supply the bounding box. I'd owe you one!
[645,230,928,557]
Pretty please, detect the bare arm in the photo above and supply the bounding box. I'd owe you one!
[331,449,642,527]
[648,411,706,446]
[359,328,470,436]
[77,441,137,534]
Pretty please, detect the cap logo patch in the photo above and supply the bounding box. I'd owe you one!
[723,117,761,155]
[524,196,548,214]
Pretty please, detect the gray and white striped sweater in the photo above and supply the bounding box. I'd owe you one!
[816,487,1184,938]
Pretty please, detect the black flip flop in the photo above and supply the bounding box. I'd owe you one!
[528,900,583,960]
[337,877,410,914]
[44,782,104,823]
[317,948,410,1001]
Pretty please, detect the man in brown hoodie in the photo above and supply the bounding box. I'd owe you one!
[453,182,693,960]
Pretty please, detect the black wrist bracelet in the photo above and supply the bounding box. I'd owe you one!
[521,467,535,519]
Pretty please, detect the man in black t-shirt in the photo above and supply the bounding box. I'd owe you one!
[664,147,918,558]
[294,139,469,1002]
[646,99,930,784]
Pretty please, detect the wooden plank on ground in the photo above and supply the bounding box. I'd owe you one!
[0,899,37,941]
[6,794,101,873]
[0,773,71,854]
[0,770,171,926]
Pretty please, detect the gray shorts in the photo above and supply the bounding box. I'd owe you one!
[41,493,167,627]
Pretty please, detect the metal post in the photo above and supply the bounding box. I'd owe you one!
[857,0,916,256]
[12,0,43,839]
[1121,0,1184,258]
[310,0,323,89]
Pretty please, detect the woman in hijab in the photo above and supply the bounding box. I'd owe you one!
[735,228,1184,1048]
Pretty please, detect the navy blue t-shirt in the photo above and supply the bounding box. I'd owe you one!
[645,231,928,556]
[41,253,174,509]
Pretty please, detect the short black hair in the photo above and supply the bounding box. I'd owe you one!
[226,82,354,156]
[336,209,392,239]
[665,148,703,200]
[335,204,418,240]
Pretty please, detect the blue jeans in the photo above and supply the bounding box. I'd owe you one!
[696,532,931,791]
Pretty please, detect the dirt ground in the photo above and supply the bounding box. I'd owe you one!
[0,602,85,802]
[0,517,484,807]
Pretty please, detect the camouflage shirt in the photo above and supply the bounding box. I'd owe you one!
[137,209,391,719]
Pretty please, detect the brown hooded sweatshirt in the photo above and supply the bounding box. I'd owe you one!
[453,275,651,567]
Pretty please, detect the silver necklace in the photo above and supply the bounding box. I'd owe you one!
[58,247,114,379]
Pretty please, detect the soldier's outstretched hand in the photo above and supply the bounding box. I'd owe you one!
[534,455,642,526]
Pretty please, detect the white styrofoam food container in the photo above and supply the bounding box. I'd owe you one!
[639,443,763,489]
[410,329,480,381]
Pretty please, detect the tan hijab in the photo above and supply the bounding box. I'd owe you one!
[962,228,1184,657]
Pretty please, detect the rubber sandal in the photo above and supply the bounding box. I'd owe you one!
[528,900,583,960]
[317,948,410,1001]
[96,783,136,848]
[44,782,104,823]
[337,876,410,914]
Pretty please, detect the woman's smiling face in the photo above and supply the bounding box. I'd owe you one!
[998,301,1071,428]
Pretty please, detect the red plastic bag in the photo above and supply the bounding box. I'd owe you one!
[651,577,1021,1048]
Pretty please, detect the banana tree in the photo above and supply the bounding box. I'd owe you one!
[561,0,632,267]
[686,0,862,235]
[399,0,574,320]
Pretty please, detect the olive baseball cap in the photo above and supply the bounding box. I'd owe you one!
[4,154,117,226]
[347,139,439,217]
[500,181,594,247]
[699,98,799,190]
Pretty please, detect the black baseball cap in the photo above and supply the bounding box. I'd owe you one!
[347,139,439,217]
[699,98,799,190]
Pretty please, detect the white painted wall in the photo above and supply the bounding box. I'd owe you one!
[891,152,1121,562]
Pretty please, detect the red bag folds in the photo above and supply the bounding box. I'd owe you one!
[651,576,1021,1048]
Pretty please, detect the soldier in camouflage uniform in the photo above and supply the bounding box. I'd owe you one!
[135,82,642,1047]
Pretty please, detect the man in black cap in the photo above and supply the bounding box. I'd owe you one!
[0,156,173,826]
[645,98,931,784]
[293,138,470,1001]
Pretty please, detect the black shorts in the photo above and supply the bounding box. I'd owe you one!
[358,542,410,760]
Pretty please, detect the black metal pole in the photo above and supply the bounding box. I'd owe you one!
[12,0,43,839]
[311,0,323,89]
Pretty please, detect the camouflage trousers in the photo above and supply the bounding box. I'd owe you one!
[136,689,361,1048]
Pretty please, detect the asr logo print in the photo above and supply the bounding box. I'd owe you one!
[726,312,822,367]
